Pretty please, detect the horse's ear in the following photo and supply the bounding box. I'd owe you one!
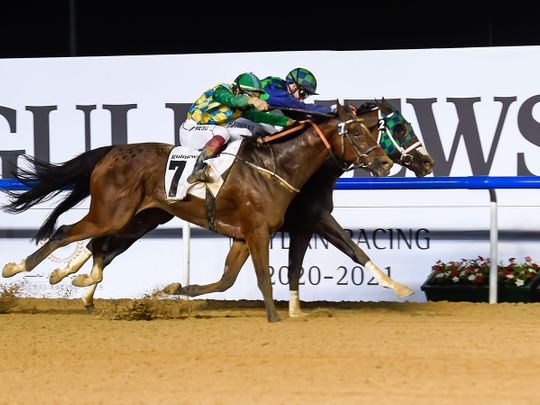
[336,100,346,117]
[376,97,391,116]
[374,98,385,117]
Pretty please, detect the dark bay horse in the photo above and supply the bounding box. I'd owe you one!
[44,100,432,315]
[2,105,392,322]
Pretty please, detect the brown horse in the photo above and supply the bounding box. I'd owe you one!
[163,100,435,314]
[2,104,392,322]
[45,100,432,315]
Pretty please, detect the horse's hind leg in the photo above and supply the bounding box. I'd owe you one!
[81,283,97,312]
[77,209,174,309]
[4,203,136,278]
[3,224,82,278]
[317,214,414,298]
[71,239,106,287]
[164,239,250,297]
[49,246,92,285]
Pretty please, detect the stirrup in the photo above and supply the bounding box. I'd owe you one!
[187,165,210,184]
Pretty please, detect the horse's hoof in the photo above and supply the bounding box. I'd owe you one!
[289,310,306,318]
[72,274,93,287]
[49,269,64,285]
[395,284,415,298]
[85,304,95,313]
[163,282,182,295]
[268,315,281,323]
[2,262,18,278]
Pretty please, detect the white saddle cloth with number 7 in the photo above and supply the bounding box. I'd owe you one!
[164,140,242,200]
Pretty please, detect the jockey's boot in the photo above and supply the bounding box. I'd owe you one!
[187,150,212,184]
[187,135,226,184]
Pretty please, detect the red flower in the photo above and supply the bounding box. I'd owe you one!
[430,257,539,286]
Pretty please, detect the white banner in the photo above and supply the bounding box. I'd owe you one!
[1,47,540,301]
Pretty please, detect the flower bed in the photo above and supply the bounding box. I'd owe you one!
[421,256,540,302]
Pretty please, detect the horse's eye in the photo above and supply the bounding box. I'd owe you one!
[394,124,407,138]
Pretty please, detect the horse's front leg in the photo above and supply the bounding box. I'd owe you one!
[163,239,250,297]
[317,214,414,298]
[287,231,313,318]
[245,226,279,322]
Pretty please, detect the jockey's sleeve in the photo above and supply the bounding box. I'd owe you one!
[264,81,334,114]
[243,110,291,126]
[213,85,249,108]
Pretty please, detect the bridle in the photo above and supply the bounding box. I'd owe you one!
[376,109,422,166]
[336,118,379,170]
[258,117,381,171]
[237,117,381,193]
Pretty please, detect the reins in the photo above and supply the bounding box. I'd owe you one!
[229,154,300,194]
[238,117,376,192]
[257,119,351,165]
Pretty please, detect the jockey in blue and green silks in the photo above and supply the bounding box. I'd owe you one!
[261,67,335,115]
[228,68,336,139]
[180,72,294,184]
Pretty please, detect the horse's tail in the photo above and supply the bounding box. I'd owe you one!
[3,146,115,242]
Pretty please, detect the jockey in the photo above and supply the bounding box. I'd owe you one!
[261,67,335,115]
[181,72,294,184]
[226,68,335,139]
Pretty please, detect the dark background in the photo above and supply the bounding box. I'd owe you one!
[1,1,539,59]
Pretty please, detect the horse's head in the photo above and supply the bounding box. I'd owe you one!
[373,98,434,177]
[355,99,434,177]
[333,103,393,178]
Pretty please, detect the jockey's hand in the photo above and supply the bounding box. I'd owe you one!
[249,97,269,111]
[286,118,296,126]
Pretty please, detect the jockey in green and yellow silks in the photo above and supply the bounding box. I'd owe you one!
[187,83,244,125]
[180,72,294,184]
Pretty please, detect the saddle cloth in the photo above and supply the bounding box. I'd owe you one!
[164,140,242,200]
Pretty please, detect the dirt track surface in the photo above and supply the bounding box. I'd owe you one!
[1,298,540,404]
